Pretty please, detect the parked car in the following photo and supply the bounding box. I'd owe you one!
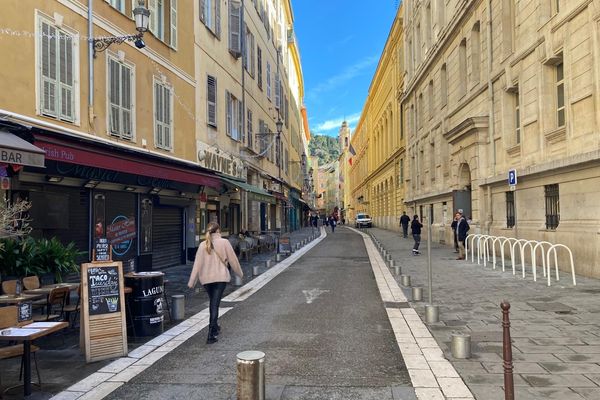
[355,213,373,228]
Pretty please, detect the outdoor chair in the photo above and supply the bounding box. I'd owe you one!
[62,285,81,329]
[0,306,41,395]
[22,276,40,291]
[33,287,69,322]
[239,240,252,262]
[1,280,17,296]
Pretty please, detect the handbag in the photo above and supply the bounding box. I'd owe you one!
[214,250,231,272]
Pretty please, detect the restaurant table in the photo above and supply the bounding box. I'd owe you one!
[23,282,80,296]
[0,293,46,305]
[0,321,68,396]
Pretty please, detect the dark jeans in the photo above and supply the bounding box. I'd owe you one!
[413,234,421,250]
[331,223,336,233]
[203,282,227,331]
[402,225,408,238]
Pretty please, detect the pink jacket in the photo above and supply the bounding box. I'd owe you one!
[188,233,244,286]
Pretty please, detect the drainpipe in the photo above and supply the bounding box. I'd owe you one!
[486,0,495,234]
[88,0,94,127]
[240,0,248,230]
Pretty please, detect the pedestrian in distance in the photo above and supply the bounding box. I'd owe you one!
[329,215,336,233]
[411,215,423,255]
[456,212,470,260]
[188,222,243,344]
[400,211,410,238]
[450,212,460,253]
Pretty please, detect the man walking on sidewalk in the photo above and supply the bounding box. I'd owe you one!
[411,215,423,255]
[450,212,460,253]
[456,211,470,260]
[400,211,410,238]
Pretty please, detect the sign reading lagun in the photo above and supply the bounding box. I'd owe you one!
[87,266,121,316]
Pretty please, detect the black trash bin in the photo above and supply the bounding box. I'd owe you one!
[125,271,165,337]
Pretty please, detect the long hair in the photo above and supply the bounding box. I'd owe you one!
[205,222,220,254]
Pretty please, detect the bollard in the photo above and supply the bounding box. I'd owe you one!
[233,274,243,286]
[451,333,471,358]
[394,265,401,276]
[412,287,423,302]
[170,295,185,320]
[382,249,387,258]
[276,253,283,262]
[253,266,260,276]
[502,301,515,400]
[265,260,272,268]
[386,254,392,262]
[400,275,411,287]
[388,259,395,269]
[237,351,265,400]
[425,304,439,324]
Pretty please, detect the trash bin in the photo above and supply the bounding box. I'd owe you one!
[125,271,165,337]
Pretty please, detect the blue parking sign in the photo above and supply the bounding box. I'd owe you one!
[508,169,517,186]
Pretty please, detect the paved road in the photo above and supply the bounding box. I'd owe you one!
[105,227,414,399]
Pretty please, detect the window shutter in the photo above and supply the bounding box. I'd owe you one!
[215,0,221,37]
[148,0,157,34]
[229,0,241,57]
[170,0,177,48]
[199,0,205,22]
[266,62,271,99]
[163,86,171,149]
[247,109,253,149]
[257,47,262,88]
[238,100,243,142]
[40,21,57,117]
[121,64,132,138]
[58,32,74,121]
[109,58,121,135]
[207,75,217,126]
[226,90,232,137]
[155,82,163,147]
[274,76,280,109]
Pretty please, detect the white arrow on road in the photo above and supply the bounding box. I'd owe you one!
[302,288,330,304]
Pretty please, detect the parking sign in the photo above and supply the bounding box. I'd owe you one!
[508,169,517,186]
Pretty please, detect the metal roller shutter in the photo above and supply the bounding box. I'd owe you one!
[152,206,183,269]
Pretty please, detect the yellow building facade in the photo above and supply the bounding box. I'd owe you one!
[348,5,405,230]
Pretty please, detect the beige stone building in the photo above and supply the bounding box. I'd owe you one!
[402,0,600,277]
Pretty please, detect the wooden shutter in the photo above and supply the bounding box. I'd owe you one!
[40,21,57,117]
[148,0,157,34]
[121,64,132,138]
[274,75,280,109]
[207,75,217,127]
[229,0,241,57]
[215,0,221,37]
[199,0,205,22]
[170,0,177,48]
[109,58,121,135]
[266,62,271,99]
[257,47,262,88]
[237,99,243,142]
[155,82,163,147]
[58,31,74,121]
[247,109,253,149]
[163,85,171,149]
[225,90,232,137]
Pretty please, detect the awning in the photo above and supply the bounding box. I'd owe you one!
[0,130,45,168]
[220,176,276,204]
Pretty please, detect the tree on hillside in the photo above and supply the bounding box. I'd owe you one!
[309,135,340,166]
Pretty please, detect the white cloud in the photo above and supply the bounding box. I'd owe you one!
[313,112,361,133]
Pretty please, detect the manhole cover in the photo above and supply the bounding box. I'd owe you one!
[527,302,574,312]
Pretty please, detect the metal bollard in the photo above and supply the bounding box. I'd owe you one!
[276,253,283,262]
[382,249,387,257]
[451,333,471,359]
[412,287,423,302]
[502,301,515,400]
[253,266,260,276]
[386,254,392,261]
[394,265,401,276]
[388,259,395,268]
[170,295,185,320]
[233,274,243,286]
[425,304,439,324]
[265,260,272,268]
[237,351,265,400]
[400,275,411,287]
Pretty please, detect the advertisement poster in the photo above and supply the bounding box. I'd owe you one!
[107,215,136,257]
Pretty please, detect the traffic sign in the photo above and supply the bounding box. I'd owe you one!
[508,169,517,186]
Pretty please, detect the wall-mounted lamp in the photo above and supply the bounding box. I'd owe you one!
[92,0,150,57]
[46,175,63,183]
[149,187,161,195]
[124,186,136,192]
[84,179,100,188]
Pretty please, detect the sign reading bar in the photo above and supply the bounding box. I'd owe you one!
[81,261,127,362]
[93,238,111,262]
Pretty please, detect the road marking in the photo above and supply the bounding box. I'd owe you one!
[302,288,330,303]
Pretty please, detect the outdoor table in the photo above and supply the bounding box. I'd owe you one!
[0,293,46,305]
[0,321,68,396]
[23,282,80,296]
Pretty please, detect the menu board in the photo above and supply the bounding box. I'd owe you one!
[18,302,32,322]
[278,236,291,254]
[86,265,121,316]
[93,238,111,262]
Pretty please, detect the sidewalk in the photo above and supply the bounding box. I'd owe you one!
[369,227,600,400]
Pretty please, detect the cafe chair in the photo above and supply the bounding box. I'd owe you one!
[0,306,42,395]
[21,276,40,291]
[1,281,17,296]
[33,287,69,322]
[62,285,81,329]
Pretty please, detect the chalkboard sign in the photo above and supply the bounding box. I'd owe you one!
[93,238,111,262]
[18,302,32,322]
[81,261,127,363]
[278,236,291,254]
[86,265,121,315]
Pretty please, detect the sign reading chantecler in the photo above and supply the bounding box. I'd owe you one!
[197,141,245,180]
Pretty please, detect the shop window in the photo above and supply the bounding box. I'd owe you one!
[93,193,106,240]
[140,198,153,253]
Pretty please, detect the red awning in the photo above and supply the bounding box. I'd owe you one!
[33,135,221,189]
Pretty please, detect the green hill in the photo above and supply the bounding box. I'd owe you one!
[309,135,339,166]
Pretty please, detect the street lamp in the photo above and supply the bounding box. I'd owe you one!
[275,117,283,179]
[92,0,150,57]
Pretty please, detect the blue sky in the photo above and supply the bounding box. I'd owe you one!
[293,1,399,137]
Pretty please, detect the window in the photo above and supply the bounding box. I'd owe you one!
[199,0,221,37]
[459,39,467,97]
[148,0,165,40]
[207,75,217,127]
[514,86,521,144]
[229,0,242,57]
[225,91,242,141]
[428,80,434,119]
[108,56,134,139]
[545,184,560,229]
[154,80,172,150]
[399,158,404,183]
[471,22,481,84]
[274,75,281,110]
[437,0,446,33]
[506,191,515,228]
[244,26,255,76]
[109,0,126,13]
[440,63,447,107]
[257,47,263,89]
[39,18,76,122]
[247,109,253,149]
[170,0,177,48]
[556,62,565,127]
[258,119,267,153]
[266,62,272,100]
[425,3,432,51]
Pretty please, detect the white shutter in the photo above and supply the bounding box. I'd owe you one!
[170,0,177,48]
[58,31,74,121]
[215,0,221,37]
[109,58,121,135]
[229,0,241,57]
[266,62,271,99]
[199,0,205,23]
[155,82,163,147]
[148,0,157,35]
[40,21,57,117]
[163,86,171,149]
[274,75,280,110]
[207,75,217,126]
[225,90,232,137]
[121,64,132,138]
[247,109,253,149]
[237,100,243,142]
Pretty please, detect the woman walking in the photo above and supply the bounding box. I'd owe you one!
[188,222,243,344]
[411,215,423,255]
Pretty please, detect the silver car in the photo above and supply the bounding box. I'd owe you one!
[355,213,372,228]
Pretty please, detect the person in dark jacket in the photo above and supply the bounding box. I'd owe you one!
[410,215,423,255]
[400,212,410,238]
[456,212,470,260]
[450,212,460,253]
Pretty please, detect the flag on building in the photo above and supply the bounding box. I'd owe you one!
[349,144,356,156]
[349,158,353,166]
